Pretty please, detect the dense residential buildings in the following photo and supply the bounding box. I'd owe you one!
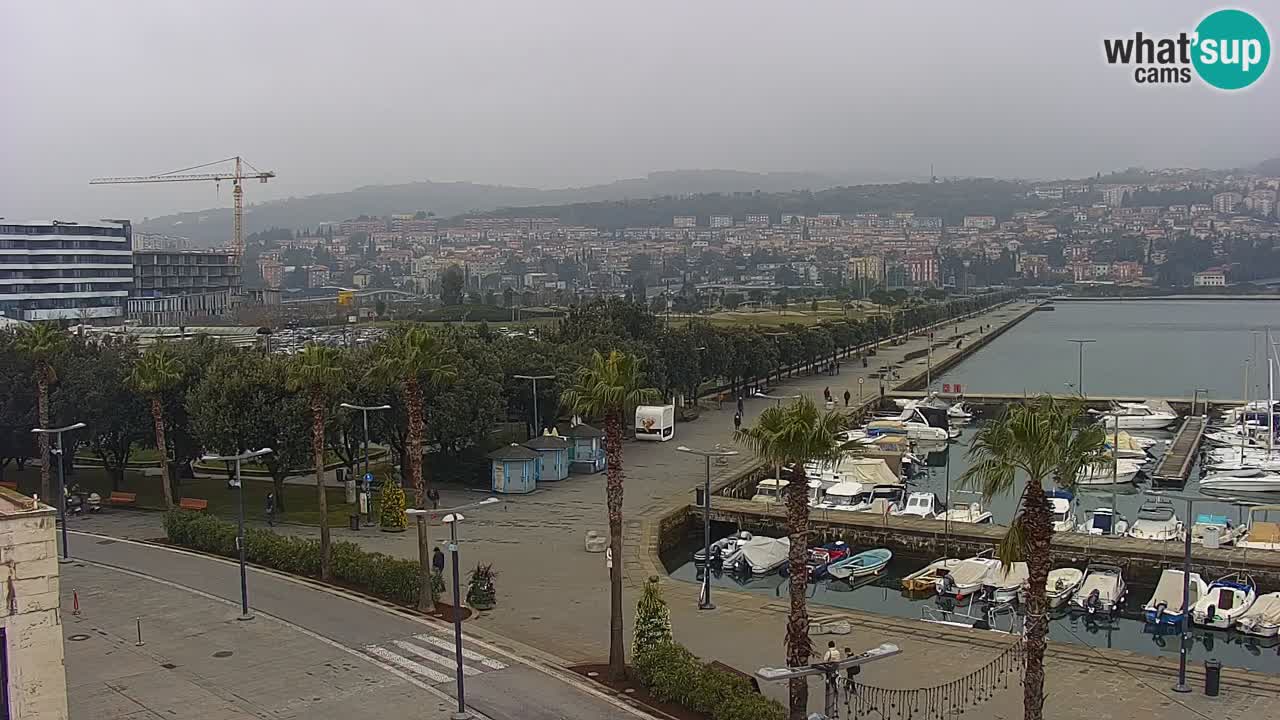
[0,219,133,321]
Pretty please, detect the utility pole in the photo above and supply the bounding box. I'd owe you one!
[513,374,555,437]
[1067,338,1096,396]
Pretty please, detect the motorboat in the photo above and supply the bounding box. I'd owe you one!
[827,548,892,580]
[1198,473,1280,493]
[1191,573,1257,629]
[807,541,851,580]
[751,478,789,504]
[1048,495,1075,533]
[1092,400,1178,430]
[1077,508,1128,536]
[735,536,791,576]
[812,481,866,511]
[865,419,947,443]
[947,402,974,423]
[901,557,964,593]
[1143,569,1208,626]
[693,530,752,564]
[940,502,994,524]
[1237,505,1280,551]
[1236,592,1280,638]
[1189,514,1243,547]
[895,492,946,520]
[1075,458,1143,485]
[856,497,901,516]
[1126,498,1183,542]
[1107,431,1152,460]
[936,552,1000,602]
[981,562,1029,604]
[850,484,905,513]
[1071,563,1126,616]
[1026,567,1084,609]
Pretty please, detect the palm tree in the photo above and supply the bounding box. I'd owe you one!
[734,396,850,720]
[128,344,183,509]
[370,327,457,610]
[560,350,659,682]
[959,396,1107,720]
[15,325,67,502]
[287,344,346,582]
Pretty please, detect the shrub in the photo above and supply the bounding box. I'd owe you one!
[633,575,673,656]
[466,563,496,607]
[379,474,408,530]
[633,642,784,720]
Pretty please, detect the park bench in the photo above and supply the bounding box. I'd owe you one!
[0,481,17,491]
[178,498,209,512]
[108,491,137,506]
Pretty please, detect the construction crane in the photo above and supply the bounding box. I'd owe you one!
[90,156,275,259]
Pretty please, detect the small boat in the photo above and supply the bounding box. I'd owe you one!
[901,557,964,593]
[750,478,788,504]
[1076,458,1143,485]
[940,502,994,524]
[1107,431,1152,460]
[1077,508,1128,536]
[1237,505,1280,551]
[827,548,892,580]
[1048,494,1075,533]
[1126,498,1183,542]
[1092,401,1178,430]
[693,530,752,564]
[1199,473,1280,493]
[812,481,866,511]
[1191,573,1257,629]
[1035,567,1085,609]
[807,541,851,580]
[1189,514,1243,547]
[936,552,1000,602]
[1236,592,1280,638]
[981,562,1029,604]
[1143,569,1208,626]
[895,492,946,520]
[947,402,974,422]
[735,536,791,576]
[1071,563,1126,616]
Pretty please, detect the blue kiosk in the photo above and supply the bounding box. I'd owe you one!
[523,432,570,482]
[486,443,541,494]
[561,422,606,474]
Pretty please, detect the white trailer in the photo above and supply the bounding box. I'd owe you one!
[635,404,675,441]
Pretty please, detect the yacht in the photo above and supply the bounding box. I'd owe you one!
[1237,505,1280,551]
[1189,514,1243,546]
[851,484,906,513]
[1021,567,1083,609]
[865,418,947,443]
[1092,400,1178,430]
[1143,569,1208,627]
[940,502,994,524]
[1191,573,1257,630]
[1236,592,1280,638]
[895,492,946,520]
[812,481,865,511]
[1071,563,1127,616]
[1076,458,1143,485]
[1198,472,1280,493]
[1077,508,1127,536]
[1125,498,1183,542]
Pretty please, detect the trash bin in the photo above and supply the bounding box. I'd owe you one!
[1204,659,1221,697]
[695,486,706,507]
[349,514,360,531]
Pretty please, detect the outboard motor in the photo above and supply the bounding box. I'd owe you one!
[1153,601,1167,622]
[1205,604,1217,625]
[937,574,956,597]
[1085,589,1102,615]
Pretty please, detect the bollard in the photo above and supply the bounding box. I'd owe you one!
[72,589,80,616]
[135,617,145,647]
[1204,659,1221,697]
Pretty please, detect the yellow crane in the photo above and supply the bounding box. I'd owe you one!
[90,156,276,259]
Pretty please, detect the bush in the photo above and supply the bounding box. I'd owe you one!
[379,474,408,530]
[466,563,496,607]
[633,642,784,720]
[633,576,673,656]
[163,511,436,608]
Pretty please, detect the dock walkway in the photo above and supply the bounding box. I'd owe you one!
[1150,415,1207,485]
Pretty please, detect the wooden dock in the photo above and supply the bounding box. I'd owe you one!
[1149,416,1207,486]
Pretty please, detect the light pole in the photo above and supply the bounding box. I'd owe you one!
[1149,491,1236,693]
[677,444,739,610]
[340,402,391,524]
[1067,339,1096,397]
[31,422,86,563]
[756,643,901,719]
[408,496,500,720]
[204,448,274,620]
[513,374,555,436]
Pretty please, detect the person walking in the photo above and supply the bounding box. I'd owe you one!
[265,493,276,527]
[823,387,831,403]
[432,546,446,577]
[736,394,744,415]
[733,412,742,432]
[427,487,440,510]
[843,389,851,407]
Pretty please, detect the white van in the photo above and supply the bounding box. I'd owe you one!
[635,404,675,441]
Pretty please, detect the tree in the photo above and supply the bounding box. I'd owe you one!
[734,397,850,720]
[0,331,36,482]
[560,351,660,681]
[370,327,458,611]
[959,397,1107,720]
[287,345,346,582]
[129,344,183,509]
[633,576,673,656]
[441,265,465,305]
[16,325,67,501]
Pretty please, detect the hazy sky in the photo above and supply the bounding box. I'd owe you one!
[3,1,1276,220]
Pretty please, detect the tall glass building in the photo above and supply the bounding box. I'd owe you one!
[0,220,133,322]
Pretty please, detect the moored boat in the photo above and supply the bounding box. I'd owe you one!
[1076,508,1128,536]
[1236,592,1280,638]
[901,557,964,593]
[807,541,851,580]
[1070,563,1126,616]
[735,536,791,576]
[981,562,1029,604]
[693,530,753,564]
[1191,573,1257,630]
[827,548,892,580]
[1125,498,1183,542]
[1019,567,1083,609]
[936,551,999,602]
[1143,569,1208,626]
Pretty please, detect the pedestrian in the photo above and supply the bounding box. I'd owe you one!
[822,640,841,663]
[432,546,446,576]
[733,412,742,432]
[427,487,440,510]
[843,389,851,407]
[844,647,861,680]
[265,493,276,526]
[823,387,831,403]
[737,395,744,415]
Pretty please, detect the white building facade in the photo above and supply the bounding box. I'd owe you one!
[0,220,133,321]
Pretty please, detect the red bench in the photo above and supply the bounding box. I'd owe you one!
[109,491,137,506]
[178,498,209,511]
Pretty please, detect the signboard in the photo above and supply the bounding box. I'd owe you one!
[337,291,354,306]
[943,384,951,393]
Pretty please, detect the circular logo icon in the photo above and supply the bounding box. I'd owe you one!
[1192,9,1270,90]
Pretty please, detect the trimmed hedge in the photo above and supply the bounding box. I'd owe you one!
[163,511,442,606]
[634,643,784,720]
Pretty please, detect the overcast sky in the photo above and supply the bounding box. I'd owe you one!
[3,1,1276,221]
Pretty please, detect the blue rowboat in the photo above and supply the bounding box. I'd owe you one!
[827,548,892,581]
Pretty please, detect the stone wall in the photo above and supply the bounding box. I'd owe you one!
[1,502,68,720]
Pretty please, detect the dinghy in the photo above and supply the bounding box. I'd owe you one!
[827,548,892,580]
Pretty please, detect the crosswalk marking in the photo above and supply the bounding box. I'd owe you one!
[413,633,507,670]
[392,640,482,676]
[364,644,452,684]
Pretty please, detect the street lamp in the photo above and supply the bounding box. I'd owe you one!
[1148,491,1236,694]
[203,447,274,620]
[31,421,86,563]
[408,496,500,720]
[339,402,391,523]
[756,643,901,719]
[512,374,555,436]
[1067,339,1096,397]
[677,444,739,610]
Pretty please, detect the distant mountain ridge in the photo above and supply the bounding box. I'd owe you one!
[138,169,902,245]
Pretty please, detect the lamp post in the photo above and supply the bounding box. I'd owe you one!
[1148,491,1236,693]
[408,496,500,720]
[756,643,902,719]
[204,448,273,620]
[513,374,555,436]
[31,422,86,563]
[340,402,391,523]
[1067,339,1096,397]
[677,445,739,610]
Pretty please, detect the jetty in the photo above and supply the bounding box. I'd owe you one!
[1149,415,1208,486]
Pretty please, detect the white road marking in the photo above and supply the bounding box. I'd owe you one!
[364,644,454,684]
[414,633,507,670]
[391,639,482,676]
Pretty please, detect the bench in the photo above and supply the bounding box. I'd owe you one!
[178,498,209,512]
[0,481,17,491]
[108,491,137,506]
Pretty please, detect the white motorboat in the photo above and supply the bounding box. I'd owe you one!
[1237,505,1280,551]
[1048,496,1075,533]
[751,478,789,504]
[1236,592,1280,638]
[1143,569,1208,626]
[1106,431,1152,460]
[865,419,948,443]
[1191,573,1257,629]
[936,552,1000,602]
[812,480,866,511]
[1077,508,1128,536]
[1075,458,1142,485]
[947,402,974,422]
[1189,514,1243,546]
[693,530,753,564]
[1093,400,1178,430]
[1126,498,1183,542]
[1021,567,1084,609]
[895,492,946,520]
[735,536,791,576]
[940,502,994,524]
[850,484,905,513]
[901,557,964,593]
[981,562,1029,604]
[1071,563,1126,616]
[1198,473,1280,493]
